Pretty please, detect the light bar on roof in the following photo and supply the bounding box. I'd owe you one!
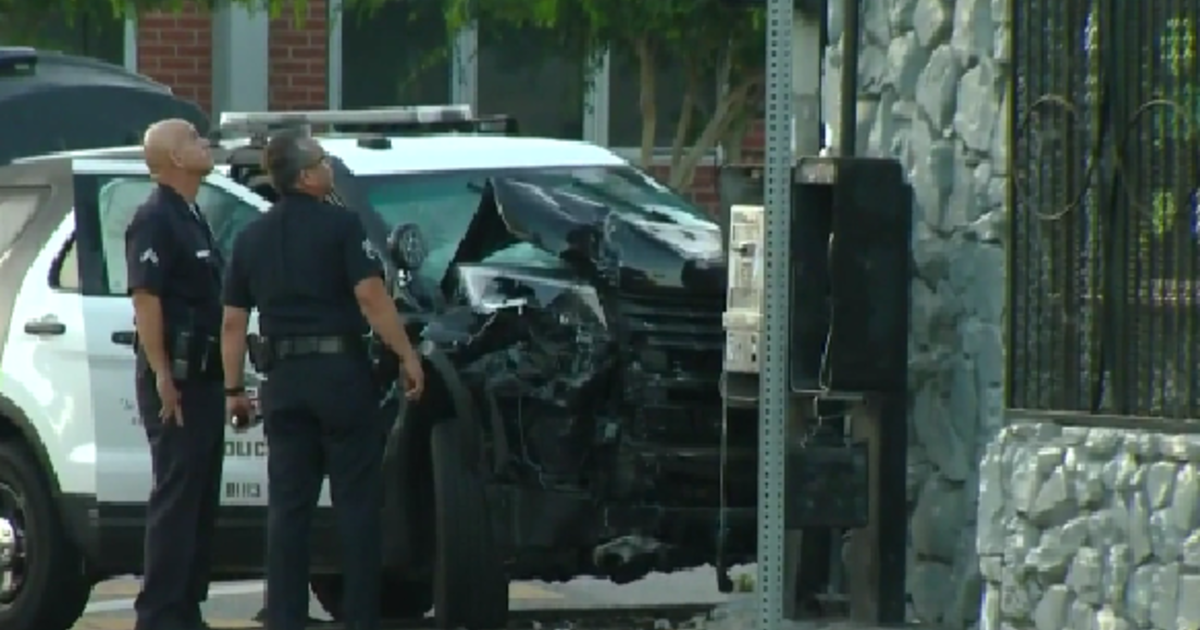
[217,104,476,134]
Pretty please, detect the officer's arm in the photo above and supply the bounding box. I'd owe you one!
[125,211,176,377]
[343,216,418,362]
[221,233,254,389]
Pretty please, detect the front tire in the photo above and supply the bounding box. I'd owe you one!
[431,422,508,629]
[309,573,433,621]
[0,441,91,630]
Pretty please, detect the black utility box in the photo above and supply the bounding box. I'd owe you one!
[789,157,911,394]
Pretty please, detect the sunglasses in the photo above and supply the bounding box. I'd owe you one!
[303,153,330,169]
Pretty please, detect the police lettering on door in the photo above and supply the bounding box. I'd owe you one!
[225,440,267,458]
[225,482,262,499]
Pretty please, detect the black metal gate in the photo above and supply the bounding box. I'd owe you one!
[1010,0,1200,418]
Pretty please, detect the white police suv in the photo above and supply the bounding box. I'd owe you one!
[0,105,634,629]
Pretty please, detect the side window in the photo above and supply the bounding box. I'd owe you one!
[53,237,81,291]
[363,174,561,286]
[96,178,155,295]
[92,176,260,295]
[366,175,486,286]
[0,187,43,253]
[195,185,261,261]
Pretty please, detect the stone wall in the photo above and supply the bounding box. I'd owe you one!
[977,418,1200,630]
[819,0,1011,626]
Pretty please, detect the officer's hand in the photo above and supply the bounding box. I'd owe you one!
[155,374,183,426]
[227,394,256,433]
[401,355,425,401]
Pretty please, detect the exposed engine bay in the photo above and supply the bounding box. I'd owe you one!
[239,154,759,585]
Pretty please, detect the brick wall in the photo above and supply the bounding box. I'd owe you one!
[651,120,766,216]
[136,4,213,112]
[133,6,762,212]
[268,0,328,110]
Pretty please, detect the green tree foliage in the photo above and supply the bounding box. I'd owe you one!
[0,0,350,39]
[5,0,765,188]
[443,0,766,189]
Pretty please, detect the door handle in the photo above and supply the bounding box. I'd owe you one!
[111,331,135,346]
[24,320,66,336]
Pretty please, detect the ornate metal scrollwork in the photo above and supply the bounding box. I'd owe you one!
[1010,0,1200,419]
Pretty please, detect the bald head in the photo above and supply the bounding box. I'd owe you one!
[142,119,213,183]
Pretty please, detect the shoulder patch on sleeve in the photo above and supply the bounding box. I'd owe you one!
[362,238,380,261]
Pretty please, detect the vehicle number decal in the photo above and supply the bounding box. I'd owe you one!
[224,481,262,499]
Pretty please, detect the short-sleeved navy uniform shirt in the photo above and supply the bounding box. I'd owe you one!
[222,192,384,337]
[125,183,224,334]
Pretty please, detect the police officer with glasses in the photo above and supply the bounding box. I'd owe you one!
[219,129,424,630]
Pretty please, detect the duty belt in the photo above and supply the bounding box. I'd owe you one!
[271,335,361,360]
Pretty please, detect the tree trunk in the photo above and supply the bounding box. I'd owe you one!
[669,75,697,176]
[721,112,752,164]
[668,78,758,191]
[634,37,658,170]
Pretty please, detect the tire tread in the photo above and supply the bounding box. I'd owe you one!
[0,441,91,630]
[431,422,508,629]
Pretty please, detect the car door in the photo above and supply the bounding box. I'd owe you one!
[0,159,98,500]
[73,166,279,509]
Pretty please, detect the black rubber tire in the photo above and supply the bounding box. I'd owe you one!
[0,441,91,630]
[430,422,508,629]
[309,573,433,621]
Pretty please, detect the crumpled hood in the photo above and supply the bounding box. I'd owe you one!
[484,177,726,295]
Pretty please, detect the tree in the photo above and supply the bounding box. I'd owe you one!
[442,0,766,190]
[2,0,766,189]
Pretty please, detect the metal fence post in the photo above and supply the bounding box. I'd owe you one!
[758,0,794,629]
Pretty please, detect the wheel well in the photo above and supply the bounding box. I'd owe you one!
[407,361,454,486]
[402,363,458,568]
[0,404,61,499]
[0,404,91,566]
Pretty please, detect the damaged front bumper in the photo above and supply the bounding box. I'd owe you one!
[486,483,759,583]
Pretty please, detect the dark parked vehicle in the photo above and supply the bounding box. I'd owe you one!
[0,47,208,165]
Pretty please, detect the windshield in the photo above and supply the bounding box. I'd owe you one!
[358,164,712,286]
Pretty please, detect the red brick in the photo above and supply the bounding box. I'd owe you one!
[132,0,746,219]
[137,3,212,113]
[269,0,328,110]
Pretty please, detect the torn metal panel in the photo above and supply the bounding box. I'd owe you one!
[406,169,751,580]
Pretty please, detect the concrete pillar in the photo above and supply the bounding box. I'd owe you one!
[451,24,478,111]
[791,13,823,156]
[783,9,826,621]
[210,1,269,120]
[582,51,611,145]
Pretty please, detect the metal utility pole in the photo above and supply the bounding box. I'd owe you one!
[757,0,794,629]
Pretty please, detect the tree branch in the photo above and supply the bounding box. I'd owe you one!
[669,75,759,190]
[670,68,699,174]
[634,35,658,170]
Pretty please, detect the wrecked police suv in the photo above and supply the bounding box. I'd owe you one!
[0,105,757,630]
[366,119,759,616]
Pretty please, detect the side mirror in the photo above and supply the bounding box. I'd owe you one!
[387,223,428,272]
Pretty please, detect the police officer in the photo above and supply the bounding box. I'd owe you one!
[127,119,225,630]
[219,129,425,630]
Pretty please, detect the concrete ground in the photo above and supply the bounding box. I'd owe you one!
[72,567,745,629]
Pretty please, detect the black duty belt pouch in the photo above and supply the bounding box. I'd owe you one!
[248,335,274,373]
[168,330,223,382]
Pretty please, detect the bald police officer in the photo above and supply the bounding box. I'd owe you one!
[127,119,225,630]
[219,130,424,630]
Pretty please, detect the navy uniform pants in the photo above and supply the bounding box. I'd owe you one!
[134,375,224,630]
[262,353,383,630]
